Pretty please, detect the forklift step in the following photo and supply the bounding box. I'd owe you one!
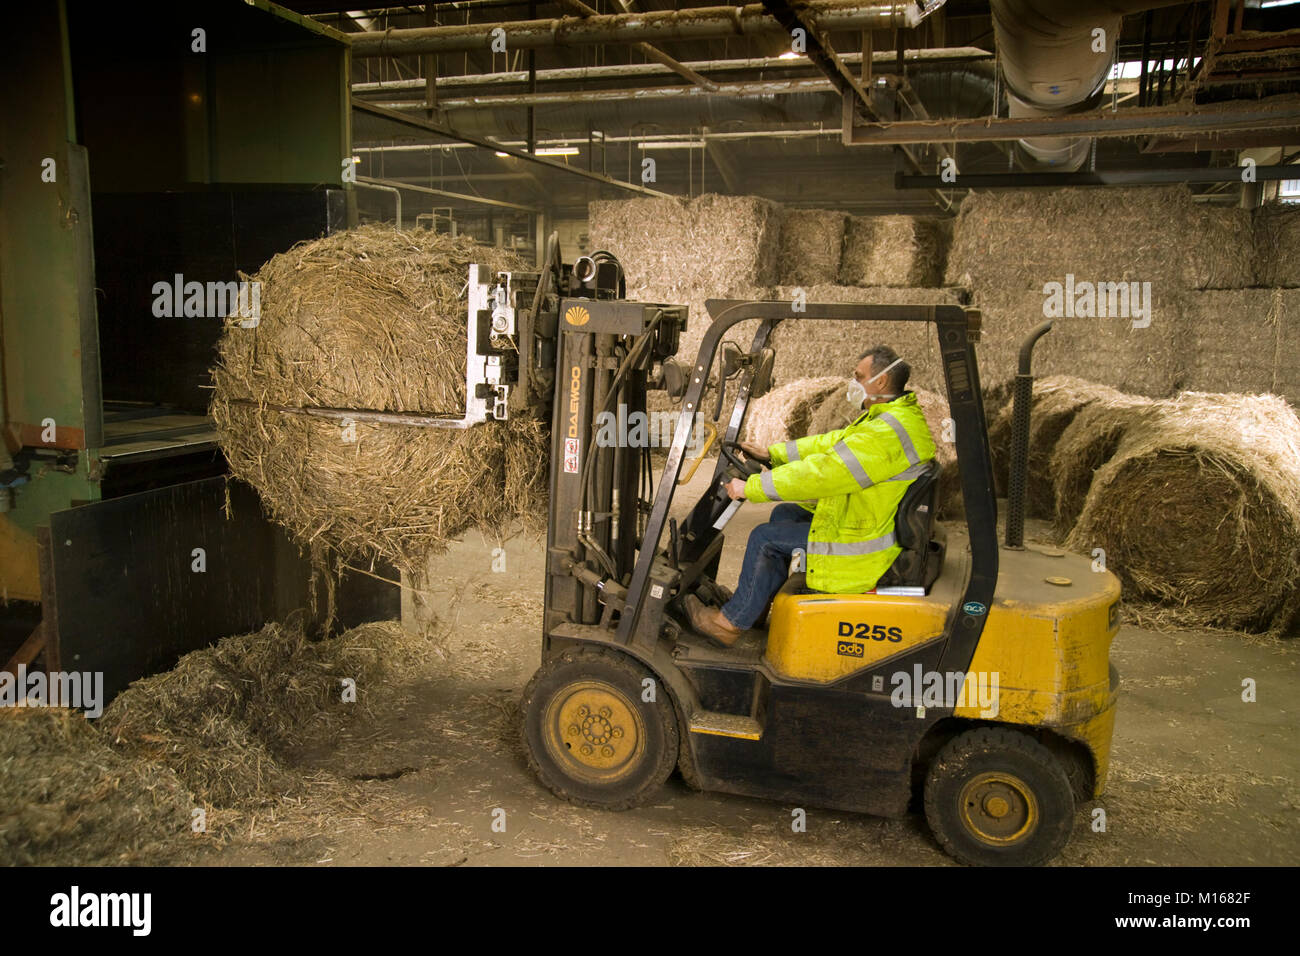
[688,711,763,741]
[672,629,766,665]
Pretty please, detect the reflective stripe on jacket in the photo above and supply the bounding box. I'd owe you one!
[743,392,936,593]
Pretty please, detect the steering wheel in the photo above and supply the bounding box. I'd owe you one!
[718,440,767,478]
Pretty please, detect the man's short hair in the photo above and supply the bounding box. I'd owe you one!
[858,345,910,392]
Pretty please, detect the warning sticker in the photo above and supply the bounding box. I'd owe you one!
[564,437,580,474]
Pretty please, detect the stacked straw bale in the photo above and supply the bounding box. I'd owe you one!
[946,187,1255,293]
[777,208,848,285]
[1253,203,1300,288]
[1184,289,1300,402]
[1049,395,1158,532]
[945,186,1257,397]
[1065,391,1300,634]
[840,216,952,287]
[210,226,547,578]
[590,194,784,399]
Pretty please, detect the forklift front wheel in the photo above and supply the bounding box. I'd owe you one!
[521,646,679,810]
[923,727,1074,867]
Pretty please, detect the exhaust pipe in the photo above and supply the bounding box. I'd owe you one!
[1005,319,1053,550]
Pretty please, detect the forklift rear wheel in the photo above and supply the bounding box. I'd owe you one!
[522,646,679,810]
[923,727,1074,866]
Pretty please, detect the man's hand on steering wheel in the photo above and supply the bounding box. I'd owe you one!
[739,441,771,464]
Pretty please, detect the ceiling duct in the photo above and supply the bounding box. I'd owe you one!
[990,0,1186,170]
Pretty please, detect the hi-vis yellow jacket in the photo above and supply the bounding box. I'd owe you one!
[743,392,937,593]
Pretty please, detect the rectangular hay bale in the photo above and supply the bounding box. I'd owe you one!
[777,208,848,286]
[839,215,951,287]
[946,186,1255,293]
[1253,203,1300,288]
[1184,288,1300,405]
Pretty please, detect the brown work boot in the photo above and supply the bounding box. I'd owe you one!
[682,594,744,648]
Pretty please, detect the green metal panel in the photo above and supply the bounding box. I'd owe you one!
[0,1,100,543]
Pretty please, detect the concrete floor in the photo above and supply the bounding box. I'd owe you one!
[210,478,1299,867]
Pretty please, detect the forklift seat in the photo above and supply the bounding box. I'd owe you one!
[784,458,945,595]
[876,459,945,591]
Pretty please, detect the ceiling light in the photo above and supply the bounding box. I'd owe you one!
[494,151,509,157]
[535,146,580,156]
[778,51,801,60]
[637,141,705,150]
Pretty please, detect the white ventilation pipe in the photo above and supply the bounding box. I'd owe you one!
[991,0,1186,170]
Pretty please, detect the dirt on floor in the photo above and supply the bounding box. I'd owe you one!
[181,487,1299,868]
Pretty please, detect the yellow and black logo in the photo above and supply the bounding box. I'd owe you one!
[565,305,591,327]
[836,640,865,658]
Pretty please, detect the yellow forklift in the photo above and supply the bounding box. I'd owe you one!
[460,240,1119,865]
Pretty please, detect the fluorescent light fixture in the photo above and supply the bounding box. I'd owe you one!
[1261,0,1298,7]
[535,146,580,156]
[637,141,705,150]
[778,51,801,60]
[494,151,509,157]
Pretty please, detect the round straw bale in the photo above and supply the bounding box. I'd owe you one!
[742,376,844,448]
[1049,395,1158,531]
[209,226,545,577]
[986,376,1133,516]
[1065,392,1300,634]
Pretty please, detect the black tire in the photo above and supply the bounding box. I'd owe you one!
[923,727,1074,867]
[676,713,705,791]
[521,645,679,810]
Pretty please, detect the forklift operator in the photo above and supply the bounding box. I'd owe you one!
[684,345,937,647]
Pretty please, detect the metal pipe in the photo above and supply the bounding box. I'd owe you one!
[349,2,923,57]
[371,76,838,109]
[844,98,1300,145]
[355,127,843,150]
[1005,320,1053,550]
[554,0,720,92]
[897,164,1300,187]
[353,99,678,199]
[352,179,401,227]
[359,174,541,213]
[351,47,993,91]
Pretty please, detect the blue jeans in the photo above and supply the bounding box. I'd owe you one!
[720,503,812,629]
